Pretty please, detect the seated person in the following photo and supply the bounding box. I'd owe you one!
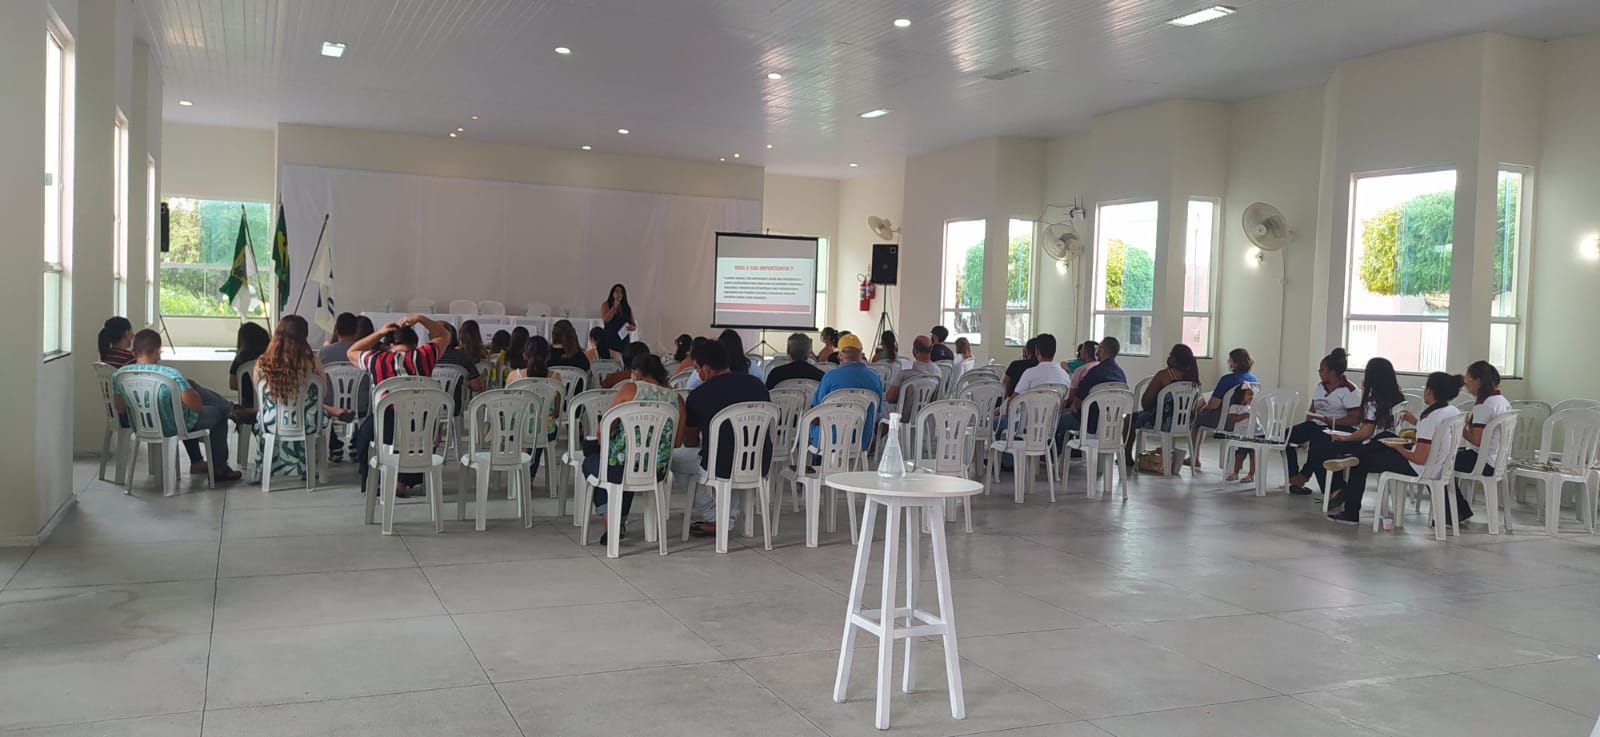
[437,323,486,407]
[674,342,773,539]
[1225,386,1259,483]
[319,312,360,366]
[1067,341,1099,388]
[1057,337,1127,447]
[583,354,681,545]
[228,322,271,422]
[1126,343,1201,458]
[810,334,884,452]
[1002,339,1039,398]
[1190,347,1258,467]
[113,329,242,481]
[1326,371,1461,525]
[599,341,653,388]
[929,325,956,363]
[1285,349,1362,495]
[766,333,825,389]
[347,314,449,497]
[886,336,942,405]
[584,325,614,363]
[98,317,136,367]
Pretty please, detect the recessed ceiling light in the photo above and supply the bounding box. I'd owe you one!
[733,153,740,158]
[321,41,346,58]
[617,128,630,135]
[471,115,480,121]
[554,46,572,55]
[449,132,457,138]
[849,162,860,168]
[177,99,193,107]
[766,144,774,149]
[893,18,911,28]
[581,145,592,151]
[858,108,893,119]
[456,127,465,132]
[1166,5,1236,26]
[719,157,726,162]
[767,72,783,80]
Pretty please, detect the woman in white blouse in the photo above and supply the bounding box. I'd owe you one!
[1286,349,1364,496]
[1326,371,1462,525]
[1453,361,1512,524]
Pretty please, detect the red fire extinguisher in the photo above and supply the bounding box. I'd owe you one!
[859,276,875,312]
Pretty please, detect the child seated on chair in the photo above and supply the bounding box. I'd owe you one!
[1225,386,1259,483]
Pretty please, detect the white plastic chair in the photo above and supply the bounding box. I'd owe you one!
[364,387,451,535]
[94,363,133,484]
[816,362,836,374]
[786,402,867,547]
[777,377,820,397]
[525,302,553,317]
[562,389,617,524]
[506,376,564,504]
[695,402,780,553]
[456,389,538,531]
[578,400,677,558]
[431,364,470,457]
[669,368,695,389]
[405,298,436,313]
[1552,399,1600,414]
[1513,409,1600,535]
[987,388,1060,503]
[550,366,588,405]
[477,300,507,316]
[866,362,896,387]
[822,388,882,467]
[374,375,437,397]
[1509,399,1552,504]
[1372,414,1467,540]
[590,359,622,388]
[447,299,479,315]
[1221,388,1302,497]
[232,360,259,478]
[1458,411,1521,535]
[932,360,956,398]
[1131,374,1154,408]
[1065,389,1137,500]
[768,388,809,499]
[957,378,1006,484]
[114,371,216,496]
[1191,383,1254,468]
[883,375,941,457]
[324,364,370,451]
[256,375,325,493]
[912,399,980,531]
[1134,382,1198,476]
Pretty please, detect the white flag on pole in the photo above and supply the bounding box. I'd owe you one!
[307,238,336,334]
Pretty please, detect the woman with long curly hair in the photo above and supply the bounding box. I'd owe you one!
[254,315,346,479]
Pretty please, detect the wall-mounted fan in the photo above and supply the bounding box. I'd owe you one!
[867,215,899,241]
[1040,222,1084,266]
[1242,202,1291,258]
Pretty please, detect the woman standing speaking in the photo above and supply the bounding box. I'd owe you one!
[600,283,637,352]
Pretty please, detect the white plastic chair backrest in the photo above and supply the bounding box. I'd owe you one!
[705,402,779,486]
[598,400,676,489]
[816,363,836,373]
[1508,400,1551,460]
[824,387,881,414]
[1199,382,1251,431]
[1539,409,1600,470]
[933,360,955,396]
[1552,398,1600,414]
[373,387,451,471]
[776,378,819,397]
[769,389,808,456]
[1077,389,1136,443]
[865,362,894,386]
[675,387,692,403]
[405,298,435,313]
[566,388,616,450]
[325,363,370,417]
[897,375,941,423]
[375,375,436,397]
[914,399,979,474]
[525,302,552,317]
[507,375,564,415]
[478,300,506,316]
[257,376,324,441]
[1132,374,1154,405]
[234,360,257,407]
[1403,388,1426,404]
[114,371,189,441]
[590,359,622,385]
[1006,388,1061,453]
[1472,410,1520,476]
[1452,397,1475,415]
[1417,413,1468,480]
[797,402,865,476]
[958,378,1007,418]
[1153,381,1199,432]
[1252,388,1301,443]
[1086,381,1130,397]
[669,369,695,389]
[93,363,119,421]
[466,389,537,466]
[549,366,587,399]
[1037,383,1071,405]
[431,364,469,412]
[448,299,479,315]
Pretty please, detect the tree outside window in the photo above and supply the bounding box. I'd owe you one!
[159,198,272,317]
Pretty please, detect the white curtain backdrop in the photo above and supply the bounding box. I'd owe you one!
[279,164,761,345]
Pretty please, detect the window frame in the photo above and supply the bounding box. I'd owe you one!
[1003,218,1037,348]
[814,236,829,331]
[146,156,157,320]
[1491,164,1532,378]
[43,21,72,359]
[113,110,129,316]
[1090,199,1160,357]
[157,196,274,318]
[940,217,987,346]
[1182,197,1221,358]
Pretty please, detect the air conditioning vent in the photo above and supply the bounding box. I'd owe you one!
[982,67,1031,81]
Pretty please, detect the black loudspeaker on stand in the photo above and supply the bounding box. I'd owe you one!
[159,201,171,252]
[868,243,899,359]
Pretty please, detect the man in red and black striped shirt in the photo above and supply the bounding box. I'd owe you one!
[349,314,450,496]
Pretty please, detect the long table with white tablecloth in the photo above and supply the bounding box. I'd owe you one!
[360,313,606,343]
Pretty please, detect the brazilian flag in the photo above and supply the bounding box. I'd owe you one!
[272,203,290,311]
[218,209,256,316]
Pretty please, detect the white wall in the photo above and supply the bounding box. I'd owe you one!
[762,174,839,335]
[834,168,906,340]
[162,123,275,202]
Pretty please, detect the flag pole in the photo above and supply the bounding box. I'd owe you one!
[292,213,331,313]
[240,204,267,329]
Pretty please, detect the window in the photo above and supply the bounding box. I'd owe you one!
[1004,219,1035,347]
[1346,169,1456,373]
[158,198,273,317]
[941,219,985,344]
[815,237,830,330]
[112,112,129,316]
[1182,199,1219,357]
[1490,168,1528,375]
[43,27,70,356]
[1092,201,1158,356]
[145,157,157,319]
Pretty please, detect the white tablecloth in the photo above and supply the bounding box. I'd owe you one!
[361,313,604,341]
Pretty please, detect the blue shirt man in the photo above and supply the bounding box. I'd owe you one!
[1058,337,1129,444]
[810,333,884,449]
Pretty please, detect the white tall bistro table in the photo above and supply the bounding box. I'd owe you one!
[825,471,984,731]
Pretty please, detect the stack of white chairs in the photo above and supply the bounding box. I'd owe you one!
[257,375,326,493]
[478,300,507,316]
[988,388,1060,503]
[1513,408,1600,535]
[911,399,980,531]
[694,402,780,553]
[448,299,479,315]
[578,400,677,558]
[1220,388,1302,496]
[456,388,539,531]
[94,363,133,484]
[1372,414,1467,540]
[114,371,217,496]
[1063,388,1137,500]
[1459,411,1521,535]
[364,386,452,535]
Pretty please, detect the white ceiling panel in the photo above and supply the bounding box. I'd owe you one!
[136,0,1600,177]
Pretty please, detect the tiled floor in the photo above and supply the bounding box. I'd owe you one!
[2,458,1598,736]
